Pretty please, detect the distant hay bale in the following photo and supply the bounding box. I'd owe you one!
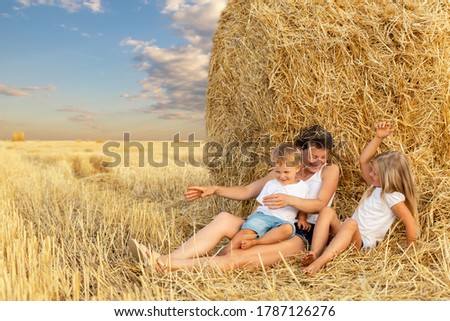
[205,0,450,230]
[12,132,25,142]
[70,155,111,178]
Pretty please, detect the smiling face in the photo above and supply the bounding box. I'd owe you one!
[369,161,381,187]
[274,161,300,186]
[301,146,329,173]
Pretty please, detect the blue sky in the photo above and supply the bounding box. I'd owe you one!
[0,0,227,140]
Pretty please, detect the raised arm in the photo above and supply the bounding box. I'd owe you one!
[391,201,418,245]
[184,171,275,202]
[262,164,339,214]
[360,122,394,185]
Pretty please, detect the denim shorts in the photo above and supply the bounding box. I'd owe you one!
[241,211,296,239]
[295,223,315,250]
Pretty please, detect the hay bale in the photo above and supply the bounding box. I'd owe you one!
[205,0,450,230]
[12,132,25,142]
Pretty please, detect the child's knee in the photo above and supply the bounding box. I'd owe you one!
[240,228,258,238]
[342,218,358,231]
[319,207,337,219]
[280,223,294,235]
[216,211,233,221]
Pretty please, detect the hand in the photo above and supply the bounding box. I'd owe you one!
[374,122,394,139]
[262,193,290,209]
[297,220,311,231]
[184,186,217,201]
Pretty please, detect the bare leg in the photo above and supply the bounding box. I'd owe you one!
[303,219,362,275]
[163,212,244,260]
[228,228,258,250]
[157,235,306,271]
[241,224,293,249]
[301,207,341,266]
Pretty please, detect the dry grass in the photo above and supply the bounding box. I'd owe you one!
[0,140,448,301]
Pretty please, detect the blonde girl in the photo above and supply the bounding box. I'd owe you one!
[302,122,418,275]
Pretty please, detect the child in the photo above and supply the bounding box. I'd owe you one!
[302,122,418,275]
[227,142,310,250]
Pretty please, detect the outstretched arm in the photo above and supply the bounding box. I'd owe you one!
[391,202,418,245]
[184,171,275,202]
[360,122,394,185]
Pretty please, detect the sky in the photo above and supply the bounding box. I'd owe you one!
[0,0,228,140]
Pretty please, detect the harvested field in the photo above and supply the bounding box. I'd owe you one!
[0,140,448,301]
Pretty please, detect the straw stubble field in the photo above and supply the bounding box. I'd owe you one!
[0,140,448,301]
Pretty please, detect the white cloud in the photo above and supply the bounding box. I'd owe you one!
[158,111,201,121]
[60,24,102,40]
[0,84,28,96]
[69,113,93,122]
[57,107,87,113]
[14,0,103,13]
[121,39,210,111]
[121,0,227,118]
[134,107,203,121]
[0,83,55,96]
[24,84,57,92]
[168,0,227,49]
[83,0,102,12]
[58,106,100,127]
[163,0,185,13]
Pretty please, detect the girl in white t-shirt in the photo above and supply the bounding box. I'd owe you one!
[302,122,418,275]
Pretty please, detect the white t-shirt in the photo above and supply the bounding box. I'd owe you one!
[255,179,309,222]
[304,164,334,224]
[352,187,405,248]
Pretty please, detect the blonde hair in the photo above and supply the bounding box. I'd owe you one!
[271,142,301,167]
[361,151,418,222]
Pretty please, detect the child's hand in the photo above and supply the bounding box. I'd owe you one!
[375,122,394,139]
[297,220,311,231]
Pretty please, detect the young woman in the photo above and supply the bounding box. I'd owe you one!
[128,125,339,271]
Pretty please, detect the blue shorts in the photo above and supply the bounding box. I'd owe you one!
[295,223,315,250]
[241,211,296,239]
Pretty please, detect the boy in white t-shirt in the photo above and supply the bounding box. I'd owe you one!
[228,143,309,250]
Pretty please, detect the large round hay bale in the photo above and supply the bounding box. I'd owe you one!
[205,0,450,230]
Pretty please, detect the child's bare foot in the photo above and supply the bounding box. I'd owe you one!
[301,251,317,266]
[240,239,257,250]
[302,260,324,275]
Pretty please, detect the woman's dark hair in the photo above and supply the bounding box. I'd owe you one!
[294,125,333,151]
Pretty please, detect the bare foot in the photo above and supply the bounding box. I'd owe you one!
[144,247,161,262]
[302,260,324,275]
[301,251,317,266]
[140,245,168,273]
[240,239,257,250]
